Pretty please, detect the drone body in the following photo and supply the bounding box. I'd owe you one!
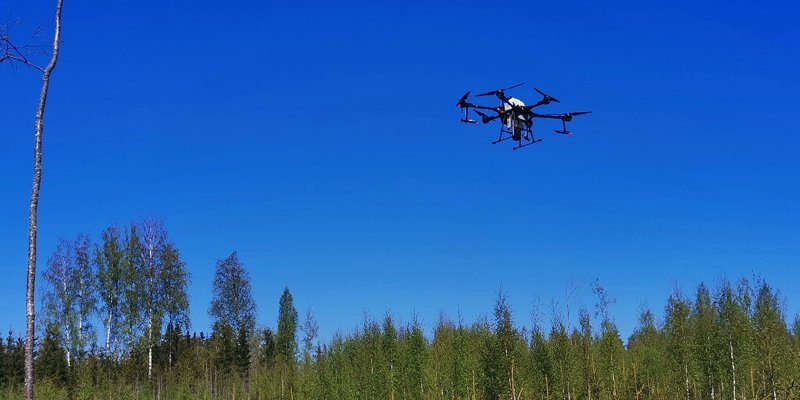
[456,83,591,150]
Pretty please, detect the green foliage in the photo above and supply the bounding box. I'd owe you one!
[36,324,68,388]
[209,252,257,337]
[276,287,298,362]
[13,228,800,400]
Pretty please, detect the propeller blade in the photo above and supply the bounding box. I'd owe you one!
[475,83,524,97]
[569,111,592,116]
[533,87,561,103]
[456,91,470,107]
[473,109,500,123]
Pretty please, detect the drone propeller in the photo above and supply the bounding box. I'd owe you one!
[561,111,591,121]
[475,82,525,97]
[456,91,470,108]
[537,111,592,121]
[473,109,500,124]
[533,87,561,104]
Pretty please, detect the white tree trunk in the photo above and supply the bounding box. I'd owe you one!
[684,363,690,400]
[23,1,63,398]
[105,308,113,354]
[611,353,618,400]
[77,302,84,355]
[729,336,736,400]
[148,318,153,380]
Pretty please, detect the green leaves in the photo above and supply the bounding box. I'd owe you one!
[209,252,257,337]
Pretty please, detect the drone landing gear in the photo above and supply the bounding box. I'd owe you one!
[493,125,540,150]
[513,137,542,150]
[554,120,572,135]
[460,105,479,124]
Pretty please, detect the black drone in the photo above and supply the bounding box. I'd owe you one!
[456,83,591,150]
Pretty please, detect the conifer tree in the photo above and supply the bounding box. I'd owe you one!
[36,323,68,387]
[276,287,298,399]
[401,318,428,400]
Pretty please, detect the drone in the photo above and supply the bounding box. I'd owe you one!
[456,83,591,150]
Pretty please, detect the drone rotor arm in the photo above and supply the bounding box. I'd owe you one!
[530,113,563,120]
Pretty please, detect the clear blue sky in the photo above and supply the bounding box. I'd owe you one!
[2,0,798,342]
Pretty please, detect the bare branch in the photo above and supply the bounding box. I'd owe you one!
[1,17,48,73]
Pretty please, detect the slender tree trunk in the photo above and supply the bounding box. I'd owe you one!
[768,354,777,400]
[611,353,617,400]
[77,296,84,355]
[24,2,63,400]
[106,308,113,354]
[729,336,737,400]
[545,375,550,400]
[148,317,153,380]
[685,363,691,400]
[712,384,716,400]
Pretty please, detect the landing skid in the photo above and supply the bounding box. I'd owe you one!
[554,120,573,135]
[513,138,542,150]
[493,125,540,149]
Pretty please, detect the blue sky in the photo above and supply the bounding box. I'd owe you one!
[2,0,799,342]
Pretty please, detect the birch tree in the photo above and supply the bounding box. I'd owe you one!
[693,283,720,400]
[593,282,624,400]
[41,235,96,365]
[138,216,168,380]
[160,243,190,368]
[72,233,97,358]
[2,2,64,399]
[209,251,257,385]
[753,282,789,400]
[209,252,257,336]
[664,288,693,400]
[41,239,76,368]
[96,226,124,357]
[715,278,754,400]
[120,224,144,357]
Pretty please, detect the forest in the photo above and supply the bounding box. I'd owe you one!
[1,217,798,400]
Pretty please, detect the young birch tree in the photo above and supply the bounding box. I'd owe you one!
[96,226,124,357]
[41,239,76,368]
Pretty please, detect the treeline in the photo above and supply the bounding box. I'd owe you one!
[1,219,799,400]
